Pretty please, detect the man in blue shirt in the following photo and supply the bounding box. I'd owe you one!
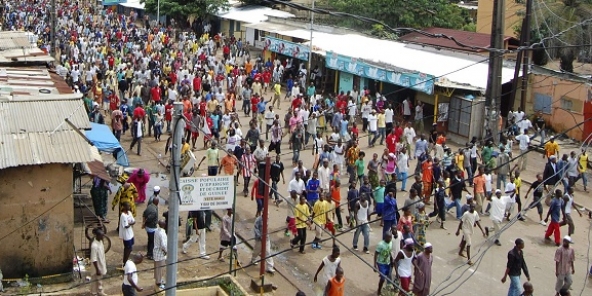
[382,191,399,236]
[284,76,294,99]
[306,171,321,207]
[544,189,565,246]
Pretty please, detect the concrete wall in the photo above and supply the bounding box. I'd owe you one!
[477,0,523,37]
[529,73,589,141]
[0,164,74,278]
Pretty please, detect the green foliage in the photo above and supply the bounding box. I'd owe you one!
[371,24,397,39]
[142,0,230,18]
[321,0,471,31]
[533,0,592,70]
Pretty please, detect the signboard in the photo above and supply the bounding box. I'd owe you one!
[179,176,234,211]
[264,36,310,61]
[325,52,435,95]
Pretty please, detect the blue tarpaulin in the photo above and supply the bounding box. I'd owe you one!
[85,123,129,167]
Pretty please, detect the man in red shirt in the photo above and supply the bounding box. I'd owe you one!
[133,103,146,123]
[250,94,260,117]
[107,55,114,69]
[262,70,271,94]
[150,85,161,104]
[291,94,302,110]
[169,71,177,86]
[386,129,398,154]
[108,91,120,112]
[223,44,230,60]
[192,75,202,96]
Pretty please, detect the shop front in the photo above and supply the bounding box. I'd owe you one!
[264,36,310,80]
[325,51,435,107]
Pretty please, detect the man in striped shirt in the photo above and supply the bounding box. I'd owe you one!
[241,147,257,196]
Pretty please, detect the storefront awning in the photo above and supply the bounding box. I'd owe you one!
[244,22,316,40]
[216,6,294,24]
[119,0,144,10]
[302,34,519,93]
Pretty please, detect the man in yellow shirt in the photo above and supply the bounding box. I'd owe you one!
[377,111,386,145]
[272,82,281,109]
[544,136,559,159]
[577,149,588,192]
[312,195,328,249]
[290,196,311,254]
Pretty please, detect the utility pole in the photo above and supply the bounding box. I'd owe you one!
[308,0,315,74]
[484,0,505,144]
[520,0,534,112]
[251,157,273,293]
[165,102,184,296]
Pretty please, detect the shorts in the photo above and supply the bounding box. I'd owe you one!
[220,236,236,248]
[208,166,218,176]
[462,232,472,246]
[399,276,411,291]
[191,131,199,139]
[123,238,134,249]
[264,83,269,88]
[375,203,384,216]
[286,216,297,235]
[315,224,325,238]
[377,263,390,279]
[325,221,335,234]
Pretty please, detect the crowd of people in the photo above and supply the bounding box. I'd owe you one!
[4,1,590,296]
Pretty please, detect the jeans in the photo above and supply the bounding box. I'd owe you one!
[464,166,473,185]
[130,136,142,155]
[154,124,162,140]
[555,273,573,293]
[446,198,462,219]
[292,148,300,163]
[532,128,546,145]
[114,129,122,142]
[397,171,408,190]
[575,172,588,188]
[369,130,378,146]
[146,230,155,257]
[243,176,251,193]
[305,130,312,145]
[352,223,370,249]
[377,127,386,145]
[496,174,507,190]
[508,275,522,296]
[382,219,396,238]
[347,165,356,183]
[270,181,279,200]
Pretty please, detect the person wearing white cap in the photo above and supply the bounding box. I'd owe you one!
[486,189,507,246]
[148,186,164,205]
[393,237,418,294]
[456,203,486,265]
[554,235,575,295]
[412,242,433,296]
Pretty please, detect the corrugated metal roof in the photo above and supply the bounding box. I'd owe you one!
[0,32,54,63]
[0,98,93,169]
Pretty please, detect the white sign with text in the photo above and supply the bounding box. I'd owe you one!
[178,176,234,211]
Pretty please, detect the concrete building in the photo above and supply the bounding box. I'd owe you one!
[0,67,94,278]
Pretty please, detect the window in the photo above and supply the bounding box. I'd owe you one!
[533,93,552,114]
[560,97,573,111]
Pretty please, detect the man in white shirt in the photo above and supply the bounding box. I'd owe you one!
[361,101,372,132]
[122,253,144,295]
[288,171,306,195]
[153,220,168,289]
[402,98,412,121]
[119,202,136,266]
[318,159,332,192]
[90,229,108,296]
[515,130,530,171]
[264,106,276,141]
[385,105,394,132]
[367,110,378,147]
[560,187,583,237]
[486,189,507,246]
[456,203,486,265]
[403,122,417,155]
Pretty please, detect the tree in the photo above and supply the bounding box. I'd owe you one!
[532,0,592,71]
[142,0,230,19]
[320,0,471,32]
